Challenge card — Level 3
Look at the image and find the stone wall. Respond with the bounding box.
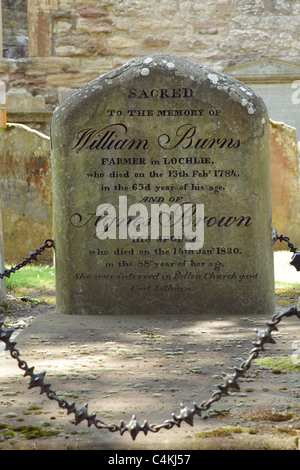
[0,0,299,135]
[50,0,300,67]
[2,0,28,58]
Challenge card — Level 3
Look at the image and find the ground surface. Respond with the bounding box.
[0,253,299,452]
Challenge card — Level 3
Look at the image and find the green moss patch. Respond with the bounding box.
[195,426,251,438]
[275,286,300,297]
[0,422,61,440]
[254,355,300,372]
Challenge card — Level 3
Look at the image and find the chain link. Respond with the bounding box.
[0,239,54,279]
[275,233,297,253]
[0,306,299,440]
[273,230,300,271]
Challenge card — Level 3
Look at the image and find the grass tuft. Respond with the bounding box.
[5,265,55,292]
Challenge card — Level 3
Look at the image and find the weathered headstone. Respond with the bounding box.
[270,120,300,250]
[0,123,52,264]
[50,54,275,316]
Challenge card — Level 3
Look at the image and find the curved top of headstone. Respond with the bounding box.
[51,54,267,138]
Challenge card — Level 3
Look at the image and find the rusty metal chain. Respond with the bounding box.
[273,230,300,271]
[0,306,299,440]
[0,239,54,280]
[275,234,297,253]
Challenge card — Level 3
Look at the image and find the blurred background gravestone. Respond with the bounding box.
[0,123,53,264]
[270,120,300,250]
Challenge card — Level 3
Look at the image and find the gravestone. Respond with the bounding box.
[50,54,275,316]
[0,123,52,264]
[270,120,300,250]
